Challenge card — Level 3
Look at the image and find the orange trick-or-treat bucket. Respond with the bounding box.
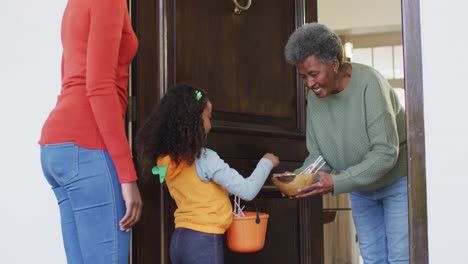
[226,211,269,253]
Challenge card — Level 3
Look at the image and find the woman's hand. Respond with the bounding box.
[263,153,280,167]
[119,181,143,231]
[295,171,334,198]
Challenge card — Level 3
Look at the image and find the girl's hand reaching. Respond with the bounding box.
[263,153,280,167]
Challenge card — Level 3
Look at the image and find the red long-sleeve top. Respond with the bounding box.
[39,0,138,183]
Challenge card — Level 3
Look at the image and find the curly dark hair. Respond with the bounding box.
[284,22,343,66]
[135,84,209,177]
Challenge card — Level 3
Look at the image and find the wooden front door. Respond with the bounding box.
[131,0,323,263]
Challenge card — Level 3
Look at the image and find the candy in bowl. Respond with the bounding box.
[271,172,319,197]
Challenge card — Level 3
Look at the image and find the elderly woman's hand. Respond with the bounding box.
[294,171,334,198]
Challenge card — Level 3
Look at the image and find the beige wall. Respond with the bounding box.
[343,32,402,48]
[318,0,402,33]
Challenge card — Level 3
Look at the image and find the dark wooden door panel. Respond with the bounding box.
[175,0,301,135]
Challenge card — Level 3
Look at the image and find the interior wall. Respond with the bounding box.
[344,32,402,48]
[0,0,67,263]
[420,0,468,262]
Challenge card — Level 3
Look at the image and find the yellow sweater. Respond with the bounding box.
[158,156,233,234]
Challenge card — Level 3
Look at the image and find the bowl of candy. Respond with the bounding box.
[271,156,326,197]
[271,172,318,196]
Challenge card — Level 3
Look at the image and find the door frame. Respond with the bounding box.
[401,0,429,263]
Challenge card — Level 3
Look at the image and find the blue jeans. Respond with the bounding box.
[170,228,224,264]
[350,176,409,264]
[40,142,130,264]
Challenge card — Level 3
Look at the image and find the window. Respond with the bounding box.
[351,45,405,107]
[352,45,404,80]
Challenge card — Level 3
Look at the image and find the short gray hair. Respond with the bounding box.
[284,23,343,66]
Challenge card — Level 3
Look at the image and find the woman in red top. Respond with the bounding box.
[39,0,142,262]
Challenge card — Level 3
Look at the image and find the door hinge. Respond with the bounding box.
[127,96,137,123]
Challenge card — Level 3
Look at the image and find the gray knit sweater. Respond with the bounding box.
[294,62,407,195]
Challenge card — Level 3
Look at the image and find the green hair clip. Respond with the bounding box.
[152,165,168,183]
[195,90,203,101]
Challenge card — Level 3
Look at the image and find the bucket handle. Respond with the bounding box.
[255,201,260,224]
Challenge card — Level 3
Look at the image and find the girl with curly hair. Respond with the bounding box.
[136,84,279,264]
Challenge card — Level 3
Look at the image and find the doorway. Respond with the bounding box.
[128,0,428,263]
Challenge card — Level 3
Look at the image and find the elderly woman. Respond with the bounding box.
[284,23,409,264]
